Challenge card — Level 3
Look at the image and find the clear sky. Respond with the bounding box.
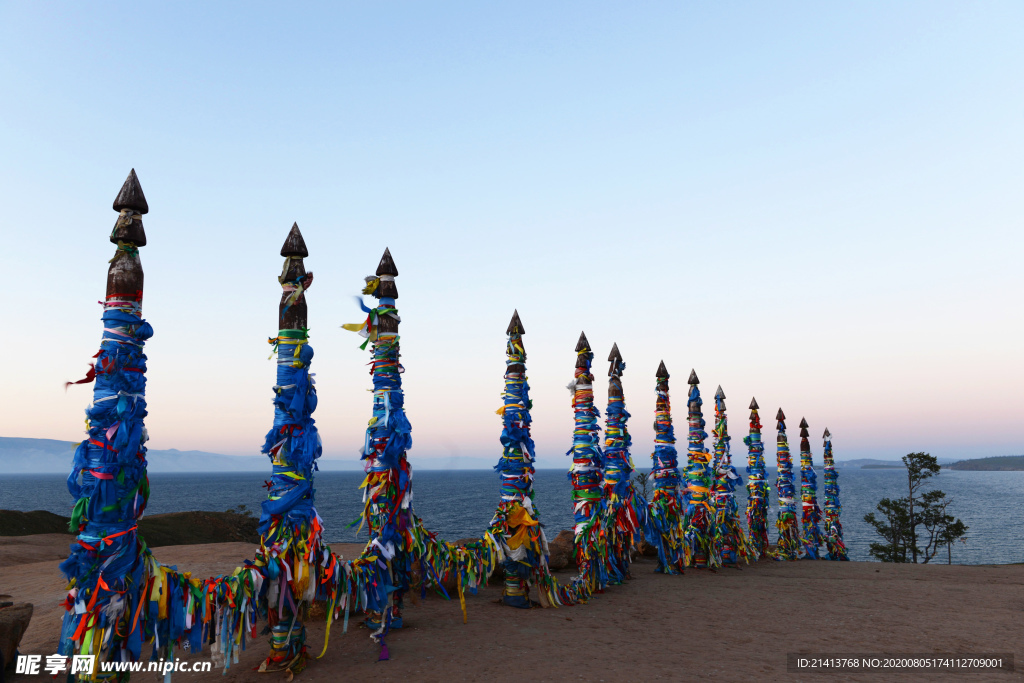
[1,2,1021,468]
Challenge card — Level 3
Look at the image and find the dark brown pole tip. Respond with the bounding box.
[656,360,669,379]
[776,408,786,421]
[823,428,831,439]
[376,247,399,276]
[749,397,759,410]
[112,168,149,215]
[280,222,309,257]
[607,343,622,362]
[687,369,699,385]
[507,309,525,335]
[575,331,590,353]
[715,385,725,400]
[799,417,809,429]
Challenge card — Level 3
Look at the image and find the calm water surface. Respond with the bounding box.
[4,467,1021,565]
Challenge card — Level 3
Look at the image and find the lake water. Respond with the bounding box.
[4,467,1022,565]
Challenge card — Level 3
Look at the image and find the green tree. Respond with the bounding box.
[863,452,968,564]
[632,471,650,500]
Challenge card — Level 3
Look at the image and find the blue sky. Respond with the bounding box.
[1,2,1022,467]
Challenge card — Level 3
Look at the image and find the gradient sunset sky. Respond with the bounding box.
[2,2,1021,468]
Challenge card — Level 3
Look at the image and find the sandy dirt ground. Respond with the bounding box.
[2,536,1022,682]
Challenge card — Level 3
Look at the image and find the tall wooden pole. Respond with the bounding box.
[60,170,155,667]
[567,332,608,591]
[601,343,643,583]
[711,386,750,566]
[773,409,800,560]
[744,397,770,558]
[349,248,415,644]
[683,370,717,567]
[256,223,321,674]
[492,310,551,607]
[822,428,849,560]
[799,417,823,559]
[648,361,687,573]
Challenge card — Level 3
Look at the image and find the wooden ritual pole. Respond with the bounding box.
[799,417,823,559]
[773,409,800,560]
[683,370,717,567]
[491,310,550,607]
[648,361,687,573]
[60,170,156,667]
[744,398,770,559]
[350,248,415,644]
[711,386,750,566]
[256,222,322,674]
[601,343,642,584]
[567,332,608,590]
[822,428,849,560]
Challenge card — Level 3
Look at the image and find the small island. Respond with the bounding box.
[948,455,1024,471]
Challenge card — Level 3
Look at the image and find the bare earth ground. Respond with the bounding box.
[3,535,1022,682]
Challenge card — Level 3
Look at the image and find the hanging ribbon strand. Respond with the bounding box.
[743,398,770,559]
[822,428,849,560]
[711,387,751,566]
[773,409,800,560]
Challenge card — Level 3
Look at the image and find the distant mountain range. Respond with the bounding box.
[948,455,1024,471]
[0,437,494,473]
[0,437,356,473]
[3,437,984,474]
[837,458,957,469]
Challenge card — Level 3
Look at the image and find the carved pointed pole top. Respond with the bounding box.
[280,222,308,257]
[109,169,148,247]
[656,360,669,379]
[688,369,699,385]
[607,343,624,378]
[507,309,525,335]
[112,168,149,215]
[715,385,725,400]
[749,397,759,410]
[823,428,831,439]
[377,247,398,276]
[374,248,399,301]
[776,408,786,422]
[575,331,591,353]
[799,417,809,429]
